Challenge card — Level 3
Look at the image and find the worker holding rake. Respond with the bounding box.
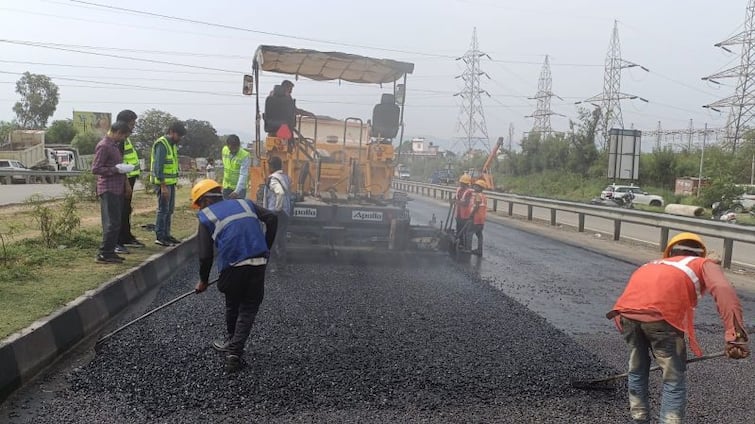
[607,232,749,423]
[191,179,278,372]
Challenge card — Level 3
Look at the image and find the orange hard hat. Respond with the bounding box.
[473,179,489,190]
[663,232,707,258]
[459,174,472,185]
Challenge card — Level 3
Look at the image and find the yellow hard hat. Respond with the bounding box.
[473,179,488,190]
[190,179,222,209]
[663,232,707,258]
[459,174,472,184]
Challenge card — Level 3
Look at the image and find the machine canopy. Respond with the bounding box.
[253,45,414,84]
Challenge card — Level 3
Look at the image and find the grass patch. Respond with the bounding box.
[0,186,197,339]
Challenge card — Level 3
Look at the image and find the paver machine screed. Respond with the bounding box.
[246,45,446,258]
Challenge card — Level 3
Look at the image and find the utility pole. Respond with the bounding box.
[698,123,708,198]
[577,20,649,146]
[703,0,755,152]
[526,55,564,136]
[455,27,491,153]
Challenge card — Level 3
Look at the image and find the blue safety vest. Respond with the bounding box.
[197,199,269,272]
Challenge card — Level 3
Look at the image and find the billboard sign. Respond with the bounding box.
[73,111,112,136]
[607,128,641,181]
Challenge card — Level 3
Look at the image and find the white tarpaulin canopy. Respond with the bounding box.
[253,45,414,84]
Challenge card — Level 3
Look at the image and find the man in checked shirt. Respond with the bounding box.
[91,121,134,264]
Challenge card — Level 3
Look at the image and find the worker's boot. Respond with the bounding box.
[225,354,247,373]
[212,335,232,352]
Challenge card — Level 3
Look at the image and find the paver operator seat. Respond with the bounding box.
[371,93,400,142]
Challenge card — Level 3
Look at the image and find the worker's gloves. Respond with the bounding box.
[115,163,135,174]
[725,340,750,359]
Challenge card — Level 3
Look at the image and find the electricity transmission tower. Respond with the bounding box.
[526,55,564,136]
[455,27,491,153]
[702,0,755,152]
[577,20,648,144]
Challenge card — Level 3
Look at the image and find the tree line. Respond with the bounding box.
[1,72,228,160]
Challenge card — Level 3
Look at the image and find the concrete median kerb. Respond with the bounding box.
[0,236,198,404]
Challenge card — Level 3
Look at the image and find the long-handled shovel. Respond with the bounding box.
[94,280,217,350]
[570,351,726,390]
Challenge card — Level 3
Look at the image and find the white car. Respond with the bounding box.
[0,159,31,184]
[600,184,665,207]
[731,185,755,212]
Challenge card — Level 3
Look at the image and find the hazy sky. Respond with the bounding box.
[0,0,747,151]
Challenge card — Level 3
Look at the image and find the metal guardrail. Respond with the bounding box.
[0,169,82,184]
[393,180,755,269]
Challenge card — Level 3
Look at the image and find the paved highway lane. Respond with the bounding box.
[0,184,70,206]
[1,197,753,423]
[502,202,755,269]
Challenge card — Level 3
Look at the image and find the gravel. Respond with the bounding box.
[4,258,631,423]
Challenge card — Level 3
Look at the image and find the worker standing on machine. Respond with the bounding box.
[455,174,474,250]
[468,180,488,256]
[191,179,278,373]
[606,232,749,423]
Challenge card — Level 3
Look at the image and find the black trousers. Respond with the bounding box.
[118,177,137,244]
[272,212,289,263]
[218,264,266,356]
[99,191,123,255]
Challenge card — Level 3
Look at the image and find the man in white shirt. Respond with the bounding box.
[264,156,292,264]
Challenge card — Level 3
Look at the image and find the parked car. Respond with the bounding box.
[600,184,664,207]
[0,159,31,184]
[729,184,755,212]
[428,169,456,185]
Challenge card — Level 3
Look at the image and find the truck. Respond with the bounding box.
[247,45,447,257]
[0,130,56,170]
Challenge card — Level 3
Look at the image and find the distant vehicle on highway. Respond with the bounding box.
[600,184,664,207]
[428,169,456,184]
[0,159,31,184]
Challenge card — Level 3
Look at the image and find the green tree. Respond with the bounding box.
[12,72,60,128]
[132,109,178,155]
[71,131,100,155]
[181,119,221,158]
[566,107,600,176]
[0,121,18,144]
[45,119,77,144]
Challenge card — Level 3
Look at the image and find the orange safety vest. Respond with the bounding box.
[611,256,709,356]
[455,187,474,219]
[472,192,487,225]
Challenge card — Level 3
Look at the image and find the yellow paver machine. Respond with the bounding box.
[246,45,448,257]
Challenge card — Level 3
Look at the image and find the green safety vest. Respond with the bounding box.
[123,137,141,177]
[150,136,179,185]
[221,145,250,190]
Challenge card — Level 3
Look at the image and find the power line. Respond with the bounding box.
[67,0,456,59]
[0,39,242,74]
[0,70,241,97]
[0,59,226,75]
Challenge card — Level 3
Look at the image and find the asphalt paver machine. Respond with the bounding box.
[246,45,447,258]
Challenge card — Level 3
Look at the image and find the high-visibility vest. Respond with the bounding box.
[472,192,487,225]
[611,256,709,356]
[198,199,269,272]
[221,145,250,190]
[455,187,474,219]
[122,137,141,177]
[150,136,178,185]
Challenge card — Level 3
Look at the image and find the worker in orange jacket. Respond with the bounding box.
[606,232,749,423]
[454,174,474,249]
[468,179,488,256]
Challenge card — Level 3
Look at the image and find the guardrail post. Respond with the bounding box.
[492,199,498,212]
[578,213,585,232]
[527,205,533,221]
[660,227,669,253]
[550,209,557,226]
[722,238,734,269]
[433,188,437,198]
[508,202,514,216]
[613,220,621,241]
